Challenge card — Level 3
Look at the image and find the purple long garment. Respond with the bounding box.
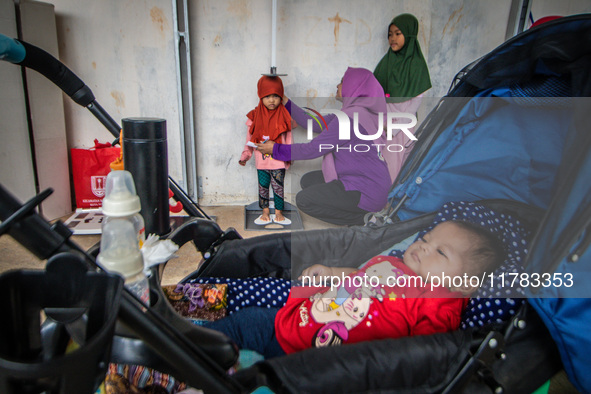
[273,100,391,212]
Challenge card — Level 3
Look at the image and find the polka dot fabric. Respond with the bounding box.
[187,276,291,314]
[389,201,531,329]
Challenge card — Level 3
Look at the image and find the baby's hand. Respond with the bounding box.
[299,264,334,282]
[238,160,246,166]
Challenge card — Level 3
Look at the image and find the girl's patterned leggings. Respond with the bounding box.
[257,169,285,211]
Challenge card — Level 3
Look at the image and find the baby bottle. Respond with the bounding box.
[101,170,146,248]
[97,217,150,305]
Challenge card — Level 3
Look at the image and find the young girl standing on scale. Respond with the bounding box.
[239,75,293,225]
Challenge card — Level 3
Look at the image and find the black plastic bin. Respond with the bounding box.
[0,253,123,394]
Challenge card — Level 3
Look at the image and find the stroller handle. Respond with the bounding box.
[0,34,25,63]
[0,33,96,108]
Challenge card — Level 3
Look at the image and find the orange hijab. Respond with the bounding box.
[247,76,292,143]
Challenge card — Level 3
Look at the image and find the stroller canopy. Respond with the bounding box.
[388,14,591,222]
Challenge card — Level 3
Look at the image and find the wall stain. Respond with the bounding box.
[150,7,169,34]
[202,0,210,16]
[92,61,96,70]
[279,6,287,25]
[355,18,371,46]
[110,90,125,108]
[328,12,352,47]
[443,6,464,36]
[213,34,222,47]
[304,16,323,47]
[227,0,251,24]
[306,89,318,108]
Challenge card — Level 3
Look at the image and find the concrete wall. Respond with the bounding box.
[531,0,591,19]
[19,1,72,220]
[52,0,183,183]
[42,0,591,208]
[1,0,37,202]
[191,0,513,205]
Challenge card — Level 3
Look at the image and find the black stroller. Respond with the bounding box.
[1,13,591,394]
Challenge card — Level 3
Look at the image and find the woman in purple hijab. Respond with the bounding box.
[256,67,391,225]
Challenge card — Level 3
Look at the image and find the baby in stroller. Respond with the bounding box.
[169,200,536,392]
[196,214,504,359]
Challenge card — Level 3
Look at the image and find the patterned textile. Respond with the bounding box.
[257,169,285,210]
[101,363,186,393]
[188,276,291,314]
[162,283,228,322]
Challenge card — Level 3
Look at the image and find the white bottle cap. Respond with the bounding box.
[102,170,141,217]
[97,218,144,278]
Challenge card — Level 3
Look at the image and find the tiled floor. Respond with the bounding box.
[0,205,338,285]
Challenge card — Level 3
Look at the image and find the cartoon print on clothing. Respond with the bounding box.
[309,257,407,348]
[276,255,465,354]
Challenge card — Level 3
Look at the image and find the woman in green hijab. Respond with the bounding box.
[374,13,432,102]
[374,13,432,183]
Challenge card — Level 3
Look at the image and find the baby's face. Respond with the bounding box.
[403,222,472,284]
[262,94,281,110]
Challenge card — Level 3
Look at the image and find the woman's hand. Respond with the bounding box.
[256,140,275,155]
[282,95,289,105]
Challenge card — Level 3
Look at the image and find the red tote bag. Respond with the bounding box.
[71,139,121,209]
